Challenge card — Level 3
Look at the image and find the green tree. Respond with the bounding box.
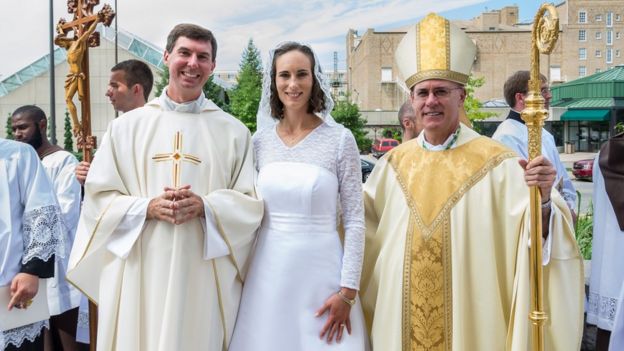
[154,66,169,98]
[154,66,229,111]
[203,75,229,112]
[332,97,371,152]
[229,39,263,132]
[63,110,74,152]
[464,75,496,133]
[5,113,13,139]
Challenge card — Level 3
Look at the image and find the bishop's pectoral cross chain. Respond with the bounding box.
[152,131,201,188]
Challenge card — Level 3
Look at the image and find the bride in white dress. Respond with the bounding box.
[229,42,369,351]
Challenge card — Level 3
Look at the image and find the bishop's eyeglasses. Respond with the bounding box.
[412,87,463,101]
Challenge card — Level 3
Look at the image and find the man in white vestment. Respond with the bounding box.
[493,70,577,222]
[67,23,264,351]
[0,138,64,351]
[360,13,584,351]
[75,59,153,186]
[12,105,82,351]
[588,132,624,351]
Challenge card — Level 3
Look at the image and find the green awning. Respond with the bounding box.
[560,109,610,121]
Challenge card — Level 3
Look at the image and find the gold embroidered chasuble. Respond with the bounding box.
[361,125,584,351]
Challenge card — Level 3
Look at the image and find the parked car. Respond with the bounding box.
[361,158,375,182]
[371,138,399,158]
[572,159,594,181]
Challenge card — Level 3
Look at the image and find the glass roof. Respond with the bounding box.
[0,24,168,98]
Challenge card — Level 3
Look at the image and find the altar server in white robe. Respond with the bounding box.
[67,23,263,351]
[493,70,577,220]
[1,138,64,351]
[588,132,624,351]
[361,13,583,351]
[12,105,83,351]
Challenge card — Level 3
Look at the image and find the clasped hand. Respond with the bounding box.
[146,185,205,225]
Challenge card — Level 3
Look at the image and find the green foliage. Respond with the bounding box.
[382,127,402,142]
[575,202,593,260]
[615,121,624,134]
[5,113,13,139]
[154,66,169,98]
[63,110,74,152]
[229,39,263,133]
[203,75,229,112]
[464,75,496,127]
[73,150,84,162]
[332,97,371,152]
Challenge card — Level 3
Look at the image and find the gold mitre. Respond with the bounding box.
[395,13,477,89]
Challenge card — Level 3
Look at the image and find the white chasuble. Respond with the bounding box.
[67,98,263,351]
[361,127,583,351]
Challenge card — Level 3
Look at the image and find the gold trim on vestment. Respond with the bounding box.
[417,14,450,74]
[212,260,228,351]
[206,202,243,281]
[66,195,121,304]
[388,137,515,350]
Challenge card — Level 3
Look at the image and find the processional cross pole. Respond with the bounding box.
[55,2,115,350]
[520,3,559,351]
[55,0,115,163]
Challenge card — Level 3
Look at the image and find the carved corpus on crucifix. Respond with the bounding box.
[55,0,115,162]
[152,132,202,188]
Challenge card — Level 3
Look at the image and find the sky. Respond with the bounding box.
[0,0,551,78]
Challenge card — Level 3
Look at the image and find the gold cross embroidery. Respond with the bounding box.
[152,131,201,188]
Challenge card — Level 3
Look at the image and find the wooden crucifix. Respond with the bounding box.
[55,0,115,163]
[55,2,114,350]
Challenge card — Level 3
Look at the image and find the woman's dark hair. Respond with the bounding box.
[270,42,326,119]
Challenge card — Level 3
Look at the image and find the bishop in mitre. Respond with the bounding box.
[67,24,263,350]
[360,13,584,350]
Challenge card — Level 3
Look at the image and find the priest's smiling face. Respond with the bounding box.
[410,79,466,145]
[164,36,216,102]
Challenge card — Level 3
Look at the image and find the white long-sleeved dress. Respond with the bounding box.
[230,122,369,350]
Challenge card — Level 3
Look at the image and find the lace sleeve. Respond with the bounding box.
[1,321,48,350]
[21,205,65,265]
[336,129,365,289]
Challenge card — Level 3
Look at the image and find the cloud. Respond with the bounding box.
[0,0,485,77]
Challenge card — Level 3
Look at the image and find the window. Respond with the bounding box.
[617,14,621,21]
[550,66,561,81]
[617,32,621,39]
[607,30,613,45]
[607,48,613,63]
[381,67,392,82]
[617,50,621,58]
[579,66,587,77]
[596,49,602,57]
[596,68,602,73]
[579,29,587,41]
[607,12,613,27]
[596,14,603,21]
[579,48,587,60]
[578,11,587,23]
[596,31,602,40]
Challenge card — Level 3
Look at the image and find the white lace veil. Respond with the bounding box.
[256,42,336,131]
